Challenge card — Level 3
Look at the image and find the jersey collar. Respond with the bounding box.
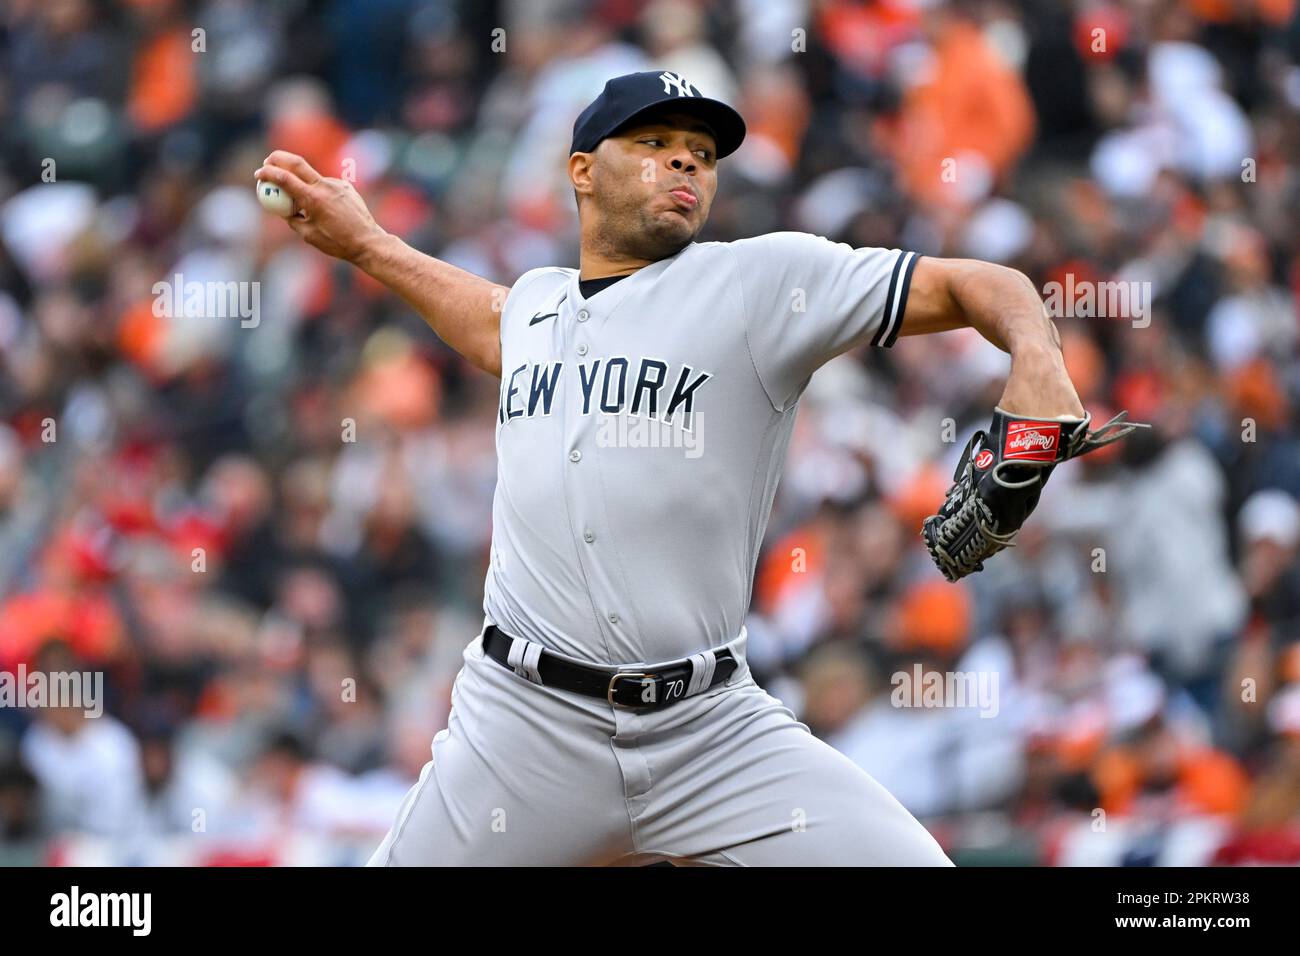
[566,244,694,321]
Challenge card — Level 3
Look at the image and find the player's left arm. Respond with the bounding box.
[896,257,1084,419]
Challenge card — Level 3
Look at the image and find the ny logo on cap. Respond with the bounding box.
[659,71,698,97]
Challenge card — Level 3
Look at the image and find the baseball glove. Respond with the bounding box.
[921,408,1148,582]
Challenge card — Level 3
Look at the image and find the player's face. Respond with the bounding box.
[586,114,718,260]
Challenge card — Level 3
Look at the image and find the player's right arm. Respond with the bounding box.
[255,151,506,378]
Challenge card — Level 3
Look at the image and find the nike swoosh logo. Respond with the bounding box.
[529,312,559,326]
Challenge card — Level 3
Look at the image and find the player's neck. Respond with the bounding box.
[578,247,652,282]
[578,220,671,280]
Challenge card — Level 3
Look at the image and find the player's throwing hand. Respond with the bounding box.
[254,151,387,265]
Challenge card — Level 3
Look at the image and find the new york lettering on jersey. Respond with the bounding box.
[498,357,712,428]
[482,237,917,665]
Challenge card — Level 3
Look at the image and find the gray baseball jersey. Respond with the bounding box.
[368,233,947,867]
[483,232,919,664]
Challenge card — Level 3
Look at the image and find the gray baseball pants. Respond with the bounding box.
[368,626,953,866]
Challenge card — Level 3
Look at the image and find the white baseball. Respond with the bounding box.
[256,180,295,218]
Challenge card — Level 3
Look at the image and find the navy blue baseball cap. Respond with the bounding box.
[570,71,746,159]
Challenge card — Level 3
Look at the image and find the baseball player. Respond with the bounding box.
[254,71,1135,866]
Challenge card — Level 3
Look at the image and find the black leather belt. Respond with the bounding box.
[482,625,738,711]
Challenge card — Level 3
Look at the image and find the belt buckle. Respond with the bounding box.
[607,672,654,709]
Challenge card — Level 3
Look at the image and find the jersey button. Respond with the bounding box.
[576,343,588,356]
[577,309,590,322]
[607,613,619,625]
[583,530,595,543]
[568,449,581,462]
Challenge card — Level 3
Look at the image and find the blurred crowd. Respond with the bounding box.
[1,0,1298,866]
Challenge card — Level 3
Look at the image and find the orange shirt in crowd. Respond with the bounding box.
[1185,0,1295,24]
[895,21,1036,208]
[1093,745,1250,817]
[128,28,198,132]
[756,524,827,615]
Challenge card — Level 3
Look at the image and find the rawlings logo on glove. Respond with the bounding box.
[1004,421,1060,461]
[921,408,1149,582]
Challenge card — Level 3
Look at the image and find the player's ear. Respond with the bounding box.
[569,151,596,198]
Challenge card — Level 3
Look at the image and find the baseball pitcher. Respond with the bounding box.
[255,71,1142,866]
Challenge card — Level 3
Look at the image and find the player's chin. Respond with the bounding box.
[649,208,700,245]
